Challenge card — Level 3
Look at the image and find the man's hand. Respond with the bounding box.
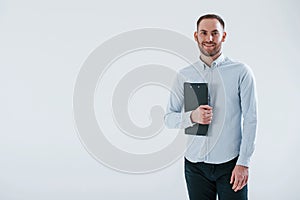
[190,105,213,124]
[230,165,249,192]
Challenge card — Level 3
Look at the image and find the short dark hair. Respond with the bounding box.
[196,14,225,30]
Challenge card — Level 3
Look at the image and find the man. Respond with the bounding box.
[164,14,257,200]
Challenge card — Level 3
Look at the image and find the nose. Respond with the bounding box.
[206,34,213,42]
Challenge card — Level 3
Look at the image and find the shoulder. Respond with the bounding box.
[222,57,254,76]
[174,61,201,81]
[178,62,199,75]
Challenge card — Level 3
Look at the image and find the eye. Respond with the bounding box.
[200,31,207,36]
[212,31,219,36]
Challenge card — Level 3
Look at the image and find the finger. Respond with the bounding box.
[204,116,213,122]
[205,110,211,114]
[234,180,244,192]
[234,179,244,192]
[205,113,212,118]
[203,116,213,123]
[245,175,248,185]
[241,176,248,188]
[206,111,212,115]
[232,178,239,190]
[203,112,212,117]
[232,182,238,191]
[235,175,249,192]
[203,119,212,124]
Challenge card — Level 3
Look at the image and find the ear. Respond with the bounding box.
[222,31,227,42]
[194,31,198,42]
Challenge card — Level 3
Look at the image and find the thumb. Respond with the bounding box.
[199,105,212,110]
[230,171,234,184]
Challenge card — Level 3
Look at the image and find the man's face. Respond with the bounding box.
[194,18,226,58]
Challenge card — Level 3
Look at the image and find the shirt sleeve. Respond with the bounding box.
[236,65,258,167]
[164,72,195,129]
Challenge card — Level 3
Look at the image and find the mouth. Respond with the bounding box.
[203,43,215,48]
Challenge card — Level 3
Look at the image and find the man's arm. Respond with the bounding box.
[164,73,213,129]
[237,65,258,167]
[231,65,258,192]
[164,73,195,129]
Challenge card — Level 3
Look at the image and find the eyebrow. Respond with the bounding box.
[199,29,219,32]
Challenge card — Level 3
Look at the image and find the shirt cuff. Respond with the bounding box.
[236,155,250,167]
[181,111,196,129]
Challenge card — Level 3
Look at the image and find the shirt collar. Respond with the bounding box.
[199,53,226,70]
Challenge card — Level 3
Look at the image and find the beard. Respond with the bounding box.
[198,42,222,57]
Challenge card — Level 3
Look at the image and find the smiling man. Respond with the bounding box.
[164,14,258,200]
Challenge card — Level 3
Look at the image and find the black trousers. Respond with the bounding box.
[184,157,247,200]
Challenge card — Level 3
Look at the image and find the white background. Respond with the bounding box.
[1,0,300,199]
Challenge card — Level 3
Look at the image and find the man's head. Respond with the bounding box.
[194,14,227,59]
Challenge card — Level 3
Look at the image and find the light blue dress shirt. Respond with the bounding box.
[164,54,257,167]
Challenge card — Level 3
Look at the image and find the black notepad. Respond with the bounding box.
[184,82,209,136]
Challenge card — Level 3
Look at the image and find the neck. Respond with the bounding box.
[200,52,222,67]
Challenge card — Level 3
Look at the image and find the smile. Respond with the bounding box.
[203,43,215,47]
